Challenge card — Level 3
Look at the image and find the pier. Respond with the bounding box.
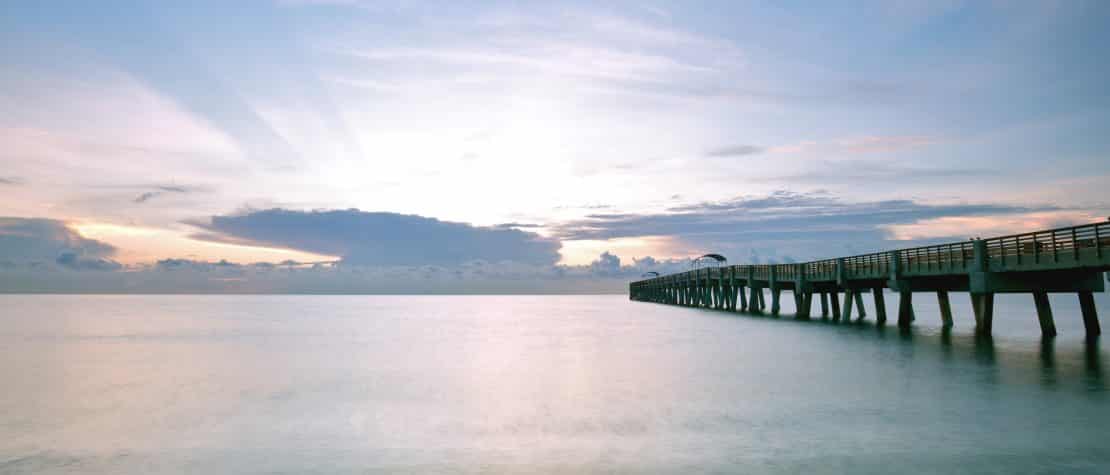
[629,221,1110,338]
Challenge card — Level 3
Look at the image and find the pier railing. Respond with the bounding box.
[629,221,1108,338]
[632,221,1110,286]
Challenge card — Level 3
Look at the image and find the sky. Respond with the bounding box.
[1,0,1108,293]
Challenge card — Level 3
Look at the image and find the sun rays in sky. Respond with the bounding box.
[1,1,1108,291]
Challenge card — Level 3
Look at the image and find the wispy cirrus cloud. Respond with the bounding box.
[769,135,939,155]
[703,145,765,158]
[133,185,205,204]
[756,160,991,185]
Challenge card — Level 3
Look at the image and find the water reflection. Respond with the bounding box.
[712,298,1108,395]
[1040,338,1058,389]
[1085,340,1104,392]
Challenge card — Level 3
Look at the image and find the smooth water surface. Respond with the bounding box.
[1,294,1108,474]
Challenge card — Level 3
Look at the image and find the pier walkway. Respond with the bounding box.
[629,221,1110,337]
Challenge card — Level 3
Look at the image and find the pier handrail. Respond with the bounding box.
[631,220,1110,286]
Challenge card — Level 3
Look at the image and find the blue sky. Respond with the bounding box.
[0,0,1107,292]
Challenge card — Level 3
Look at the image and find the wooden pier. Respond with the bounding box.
[629,221,1110,337]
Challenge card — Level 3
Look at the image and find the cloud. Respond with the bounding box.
[0,217,120,270]
[0,249,676,294]
[589,251,622,276]
[494,222,544,229]
[188,208,562,266]
[133,185,197,203]
[0,177,24,185]
[55,251,122,271]
[769,136,938,155]
[756,160,990,184]
[704,145,765,158]
[550,190,1061,261]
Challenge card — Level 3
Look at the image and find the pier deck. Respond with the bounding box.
[629,221,1110,337]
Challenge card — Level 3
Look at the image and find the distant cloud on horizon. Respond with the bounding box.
[0,215,694,293]
[188,208,563,266]
[551,190,1078,262]
[0,217,120,271]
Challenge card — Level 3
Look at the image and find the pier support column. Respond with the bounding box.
[842,290,854,322]
[708,281,714,308]
[854,291,866,321]
[717,279,726,309]
[830,292,841,322]
[719,283,727,309]
[1079,291,1101,338]
[702,281,709,307]
[897,291,914,328]
[799,292,813,320]
[738,284,748,311]
[749,285,761,313]
[937,291,954,329]
[971,293,995,335]
[820,293,829,319]
[727,270,738,311]
[713,280,720,309]
[1033,291,1056,338]
[771,289,781,316]
[698,278,706,307]
[873,289,887,325]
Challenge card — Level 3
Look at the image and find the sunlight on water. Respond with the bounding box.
[1,294,1108,473]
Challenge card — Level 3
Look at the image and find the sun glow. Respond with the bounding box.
[882,211,1103,241]
[72,222,337,265]
[558,235,685,266]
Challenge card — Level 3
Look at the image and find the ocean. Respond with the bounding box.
[1,293,1108,474]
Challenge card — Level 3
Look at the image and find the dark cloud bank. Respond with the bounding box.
[551,190,1061,263]
[189,208,562,266]
[0,218,121,271]
[0,192,1081,293]
[0,214,683,294]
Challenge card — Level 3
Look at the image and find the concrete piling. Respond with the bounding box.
[1033,291,1056,337]
[937,291,953,329]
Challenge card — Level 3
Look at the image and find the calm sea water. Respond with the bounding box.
[1,293,1108,474]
